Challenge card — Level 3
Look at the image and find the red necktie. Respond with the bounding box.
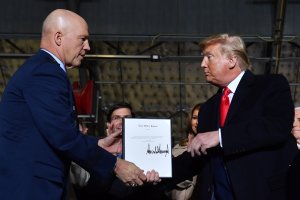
[220,87,231,127]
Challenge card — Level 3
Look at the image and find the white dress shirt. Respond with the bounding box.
[219,71,245,147]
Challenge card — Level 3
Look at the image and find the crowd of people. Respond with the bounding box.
[71,102,166,200]
[0,8,299,200]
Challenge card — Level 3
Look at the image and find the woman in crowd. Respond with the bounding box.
[166,103,202,200]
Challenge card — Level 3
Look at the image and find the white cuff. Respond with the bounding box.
[219,128,223,147]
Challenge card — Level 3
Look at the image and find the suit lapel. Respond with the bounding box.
[225,70,255,126]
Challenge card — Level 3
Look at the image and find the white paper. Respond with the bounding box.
[123,118,172,177]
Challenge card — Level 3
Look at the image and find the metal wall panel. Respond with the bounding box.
[0,0,285,39]
[0,0,65,36]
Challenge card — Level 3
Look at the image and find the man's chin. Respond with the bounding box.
[66,66,75,69]
[66,63,81,69]
[206,79,214,84]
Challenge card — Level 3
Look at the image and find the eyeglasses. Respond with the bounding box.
[111,115,132,121]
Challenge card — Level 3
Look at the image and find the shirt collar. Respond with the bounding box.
[227,71,245,94]
[41,49,66,72]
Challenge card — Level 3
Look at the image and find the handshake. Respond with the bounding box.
[98,128,161,187]
[114,157,161,187]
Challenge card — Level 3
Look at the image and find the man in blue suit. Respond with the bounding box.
[0,9,158,200]
[166,34,298,200]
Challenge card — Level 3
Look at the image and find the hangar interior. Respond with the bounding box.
[1,0,300,144]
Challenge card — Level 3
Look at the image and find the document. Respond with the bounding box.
[122,118,172,177]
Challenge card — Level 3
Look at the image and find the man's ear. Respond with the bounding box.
[228,55,237,69]
[54,32,62,46]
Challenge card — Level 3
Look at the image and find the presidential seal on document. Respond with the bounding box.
[122,118,172,178]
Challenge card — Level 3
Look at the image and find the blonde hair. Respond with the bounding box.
[200,33,251,70]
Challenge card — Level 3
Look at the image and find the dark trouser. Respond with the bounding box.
[288,150,300,200]
[211,149,234,200]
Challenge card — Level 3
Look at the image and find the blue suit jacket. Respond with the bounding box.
[0,50,116,200]
[170,70,298,200]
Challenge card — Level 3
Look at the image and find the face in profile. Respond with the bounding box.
[292,108,300,134]
[292,108,300,148]
[63,20,90,68]
[293,108,300,129]
[201,44,228,85]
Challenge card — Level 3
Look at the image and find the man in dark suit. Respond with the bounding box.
[0,9,158,200]
[288,107,300,199]
[169,34,298,200]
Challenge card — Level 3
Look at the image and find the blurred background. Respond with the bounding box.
[1,0,300,144]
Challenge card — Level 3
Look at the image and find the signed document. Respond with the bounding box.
[123,118,172,177]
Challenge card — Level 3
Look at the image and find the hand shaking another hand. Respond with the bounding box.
[98,122,161,187]
[114,158,161,187]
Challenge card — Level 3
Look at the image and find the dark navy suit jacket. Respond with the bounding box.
[0,50,116,200]
[170,70,298,200]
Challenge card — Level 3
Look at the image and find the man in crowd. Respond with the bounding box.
[288,106,300,199]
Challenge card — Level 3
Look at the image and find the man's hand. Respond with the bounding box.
[187,130,219,157]
[79,123,88,135]
[106,121,122,136]
[145,169,161,185]
[114,158,146,186]
[98,126,122,151]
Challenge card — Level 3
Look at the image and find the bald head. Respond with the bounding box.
[40,9,90,68]
[42,9,85,39]
[41,9,86,47]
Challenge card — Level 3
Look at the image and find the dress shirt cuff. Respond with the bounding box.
[219,128,223,147]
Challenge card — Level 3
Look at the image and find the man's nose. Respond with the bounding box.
[84,40,91,51]
[200,58,207,68]
[294,119,299,127]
